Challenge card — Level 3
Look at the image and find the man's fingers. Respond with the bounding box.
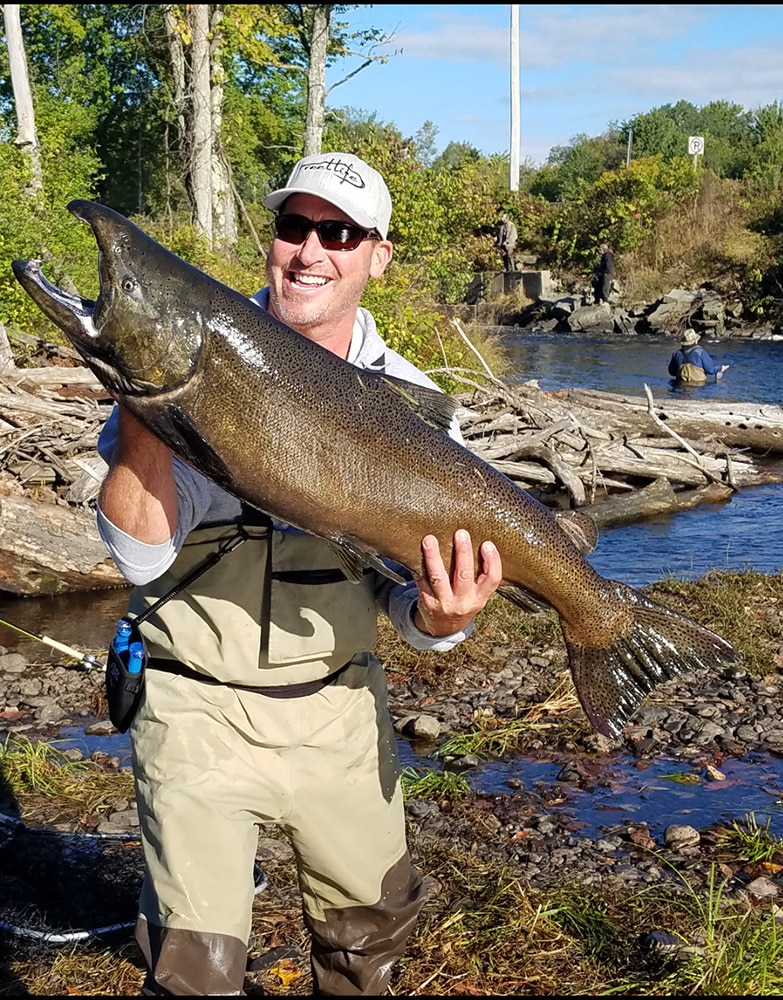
[420,534,447,594]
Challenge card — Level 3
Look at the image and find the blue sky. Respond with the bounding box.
[326,5,783,166]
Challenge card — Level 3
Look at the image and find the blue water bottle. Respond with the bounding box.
[128,640,144,675]
[113,618,133,659]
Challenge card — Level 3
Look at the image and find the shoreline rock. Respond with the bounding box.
[491,282,778,341]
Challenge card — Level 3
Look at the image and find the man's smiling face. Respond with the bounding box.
[265,193,392,353]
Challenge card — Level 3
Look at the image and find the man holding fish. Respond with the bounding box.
[12,149,740,996]
[95,153,503,996]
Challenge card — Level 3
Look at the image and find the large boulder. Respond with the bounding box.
[567,302,613,332]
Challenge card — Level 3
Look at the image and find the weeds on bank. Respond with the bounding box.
[376,590,563,689]
[390,842,783,996]
[401,767,471,800]
[623,854,783,997]
[5,947,145,998]
[648,569,783,677]
[712,812,783,866]
[0,733,133,826]
[433,677,584,761]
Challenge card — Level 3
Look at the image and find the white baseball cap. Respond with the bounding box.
[264,153,392,239]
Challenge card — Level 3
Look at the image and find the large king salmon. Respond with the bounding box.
[12,200,740,737]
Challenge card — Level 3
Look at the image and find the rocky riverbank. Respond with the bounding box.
[481,279,778,342]
[2,569,782,881]
[2,573,782,994]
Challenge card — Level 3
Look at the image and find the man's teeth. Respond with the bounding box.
[294,274,328,286]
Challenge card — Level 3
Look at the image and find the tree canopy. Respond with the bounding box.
[4,4,783,362]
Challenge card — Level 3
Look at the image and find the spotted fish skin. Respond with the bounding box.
[11,200,741,738]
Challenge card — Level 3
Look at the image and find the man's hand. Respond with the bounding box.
[413,529,503,637]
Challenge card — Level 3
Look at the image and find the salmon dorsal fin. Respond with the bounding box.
[553,509,599,555]
[375,373,459,433]
[328,536,408,586]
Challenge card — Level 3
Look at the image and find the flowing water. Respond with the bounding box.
[2,328,783,837]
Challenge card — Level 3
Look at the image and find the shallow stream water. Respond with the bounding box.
[2,328,783,838]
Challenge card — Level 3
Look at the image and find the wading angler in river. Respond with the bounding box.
[12,152,739,995]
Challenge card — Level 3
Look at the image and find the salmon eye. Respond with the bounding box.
[121,275,136,293]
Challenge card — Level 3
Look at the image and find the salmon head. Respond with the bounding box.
[11,199,213,399]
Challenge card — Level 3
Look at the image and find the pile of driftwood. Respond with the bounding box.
[0,335,120,595]
[456,381,783,529]
[2,342,783,595]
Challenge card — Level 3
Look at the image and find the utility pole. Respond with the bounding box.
[509,4,520,191]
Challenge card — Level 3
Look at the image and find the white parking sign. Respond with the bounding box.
[688,136,705,155]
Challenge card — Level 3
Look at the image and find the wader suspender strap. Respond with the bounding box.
[133,506,271,629]
[106,519,263,735]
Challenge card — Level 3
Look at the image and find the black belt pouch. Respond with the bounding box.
[106,617,148,733]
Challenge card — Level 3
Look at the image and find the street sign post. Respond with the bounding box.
[688,135,705,169]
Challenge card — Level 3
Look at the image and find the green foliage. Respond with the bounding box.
[327,111,503,307]
[9,5,783,330]
[0,93,102,338]
[126,214,266,299]
[624,99,755,178]
[545,155,700,271]
[532,129,627,201]
[714,813,783,865]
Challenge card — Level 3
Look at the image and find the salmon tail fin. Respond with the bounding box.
[563,584,740,739]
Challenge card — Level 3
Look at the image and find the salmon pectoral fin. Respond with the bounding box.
[553,509,599,555]
[328,537,408,586]
[563,589,741,739]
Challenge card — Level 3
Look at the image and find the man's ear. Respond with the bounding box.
[369,239,393,278]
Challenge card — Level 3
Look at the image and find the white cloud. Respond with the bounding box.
[386,5,710,69]
[392,12,509,64]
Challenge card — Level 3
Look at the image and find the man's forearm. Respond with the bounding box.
[98,408,178,544]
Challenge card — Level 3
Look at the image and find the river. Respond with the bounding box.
[499,329,783,587]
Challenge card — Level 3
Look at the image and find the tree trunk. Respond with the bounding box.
[0,322,15,373]
[3,4,42,197]
[302,4,331,157]
[163,4,189,212]
[189,3,213,245]
[209,4,237,249]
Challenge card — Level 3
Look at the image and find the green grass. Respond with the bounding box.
[713,812,783,866]
[0,733,134,826]
[400,766,471,800]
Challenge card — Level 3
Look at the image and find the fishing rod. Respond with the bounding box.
[0,615,103,672]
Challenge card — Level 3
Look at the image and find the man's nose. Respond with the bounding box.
[295,228,325,264]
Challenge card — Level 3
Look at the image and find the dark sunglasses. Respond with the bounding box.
[273,213,380,251]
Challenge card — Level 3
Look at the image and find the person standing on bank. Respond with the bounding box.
[668,328,730,383]
[592,242,614,303]
[95,152,504,997]
[495,211,518,272]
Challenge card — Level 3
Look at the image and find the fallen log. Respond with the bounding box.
[583,477,734,530]
[0,494,125,595]
[551,387,783,454]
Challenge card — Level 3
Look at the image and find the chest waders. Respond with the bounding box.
[125,510,426,996]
